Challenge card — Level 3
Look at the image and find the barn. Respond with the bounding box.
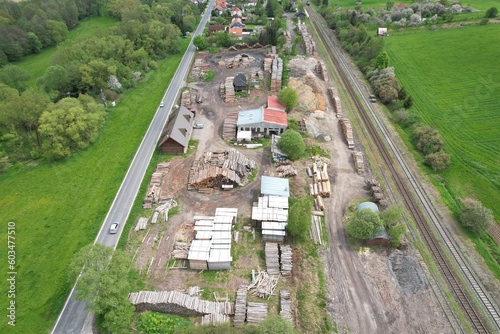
[237,107,287,139]
[158,106,194,154]
[233,73,247,91]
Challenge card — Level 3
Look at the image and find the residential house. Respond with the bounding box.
[209,25,226,33]
[237,106,287,138]
[158,106,194,154]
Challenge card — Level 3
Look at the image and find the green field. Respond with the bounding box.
[15,16,118,87]
[330,0,499,11]
[384,24,500,220]
[0,38,190,333]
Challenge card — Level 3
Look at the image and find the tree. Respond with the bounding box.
[387,223,407,247]
[286,198,312,241]
[403,95,413,108]
[413,125,445,155]
[424,150,450,171]
[278,87,298,113]
[374,51,389,70]
[0,64,30,92]
[380,205,403,226]
[485,7,498,18]
[346,209,384,240]
[79,59,117,92]
[37,65,71,94]
[193,35,208,50]
[386,2,394,11]
[460,198,494,234]
[70,244,134,330]
[277,129,305,161]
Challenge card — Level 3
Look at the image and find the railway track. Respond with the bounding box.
[306,7,500,334]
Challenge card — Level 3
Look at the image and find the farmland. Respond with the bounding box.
[0,38,190,334]
[384,24,500,220]
[331,0,499,11]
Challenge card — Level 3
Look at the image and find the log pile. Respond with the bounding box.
[172,242,190,260]
[276,164,297,177]
[220,76,235,103]
[191,55,210,78]
[129,290,234,316]
[352,151,364,174]
[283,30,292,45]
[187,149,256,190]
[246,302,268,324]
[365,178,387,207]
[316,60,328,81]
[308,162,331,198]
[328,87,343,118]
[265,242,280,276]
[154,198,177,223]
[280,244,293,276]
[340,118,355,149]
[297,23,317,55]
[134,217,149,232]
[222,112,238,140]
[248,270,279,299]
[279,290,292,323]
[233,285,247,326]
[181,90,197,110]
[143,162,170,208]
[218,54,256,69]
[202,313,230,325]
[270,56,283,92]
[310,215,323,245]
[186,286,202,296]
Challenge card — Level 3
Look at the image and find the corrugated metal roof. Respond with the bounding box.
[215,208,238,217]
[263,108,288,126]
[196,231,212,240]
[188,250,210,261]
[208,249,232,263]
[261,176,290,197]
[213,216,234,224]
[195,219,214,227]
[267,95,286,112]
[213,223,232,231]
[237,107,264,126]
[263,195,289,209]
[194,226,213,231]
[251,207,288,222]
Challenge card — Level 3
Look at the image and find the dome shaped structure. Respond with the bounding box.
[356,201,379,213]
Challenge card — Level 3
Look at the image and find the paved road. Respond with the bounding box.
[50,2,215,333]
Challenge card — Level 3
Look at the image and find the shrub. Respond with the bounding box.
[459,198,494,234]
[413,125,445,155]
[388,224,407,247]
[485,7,498,18]
[393,109,409,123]
[287,198,312,241]
[346,209,384,240]
[424,150,451,170]
[277,129,305,161]
[278,87,298,112]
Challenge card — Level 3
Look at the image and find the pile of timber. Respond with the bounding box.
[172,242,190,260]
[280,244,293,276]
[279,290,292,323]
[352,151,364,174]
[265,242,280,276]
[328,87,343,118]
[283,30,292,46]
[246,302,268,324]
[270,56,283,92]
[222,112,238,140]
[202,313,230,325]
[264,46,277,73]
[220,76,235,103]
[143,162,170,208]
[316,60,328,81]
[233,285,247,326]
[129,291,234,316]
[307,162,331,198]
[154,198,177,223]
[365,178,387,207]
[248,270,279,299]
[276,164,297,177]
[191,56,210,78]
[187,149,256,190]
[218,54,256,69]
[186,286,202,296]
[134,217,148,232]
[181,90,197,110]
[297,23,317,55]
[340,118,355,149]
[310,215,323,245]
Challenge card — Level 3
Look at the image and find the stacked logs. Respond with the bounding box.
[280,244,293,276]
[233,285,248,326]
[280,290,292,322]
[276,164,297,177]
[297,23,317,55]
[328,87,343,118]
[220,77,235,103]
[307,162,331,199]
[265,242,280,276]
[340,118,355,149]
[352,151,364,174]
[316,60,328,81]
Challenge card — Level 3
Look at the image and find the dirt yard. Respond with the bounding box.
[126,49,457,333]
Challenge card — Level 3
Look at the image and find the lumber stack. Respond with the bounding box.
[129,291,234,316]
[220,76,235,103]
[246,302,268,324]
[191,56,210,78]
[202,313,230,325]
[270,56,283,92]
[280,244,293,276]
[316,60,328,81]
[181,90,196,110]
[143,162,170,208]
[310,215,323,245]
[134,217,148,232]
[352,151,364,174]
[340,118,355,149]
[219,54,256,69]
[172,242,190,260]
[248,270,279,299]
[297,23,317,55]
[328,87,343,118]
[365,178,387,207]
[308,162,331,198]
[276,164,297,177]
[280,290,293,322]
[222,112,238,140]
[233,285,247,326]
[265,242,280,276]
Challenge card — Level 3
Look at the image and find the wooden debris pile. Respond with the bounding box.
[129,290,234,316]
[246,302,268,324]
[222,112,238,140]
[154,198,177,223]
[201,313,230,326]
[366,178,387,207]
[186,286,202,296]
[279,290,293,322]
[172,242,190,260]
[316,60,328,81]
[280,244,293,276]
[352,151,364,174]
[220,76,235,103]
[297,23,317,55]
[188,149,256,190]
[276,164,297,177]
[310,215,323,245]
[134,217,149,232]
[248,270,279,299]
[328,87,343,118]
[143,162,170,208]
[181,90,197,110]
[340,118,355,149]
[191,55,210,78]
[307,162,331,199]
[218,54,255,69]
[233,285,248,326]
[265,243,280,276]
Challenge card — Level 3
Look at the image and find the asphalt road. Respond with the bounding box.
[50,1,215,333]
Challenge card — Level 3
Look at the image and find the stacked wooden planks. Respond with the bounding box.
[308,162,331,199]
[222,112,238,140]
[129,291,234,316]
[201,313,230,325]
[310,215,323,245]
[248,270,280,299]
[143,162,170,208]
[219,54,256,69]
[340,118,355,149]
[172,242,190,260]
[328,87,343,118]
[276,164,297,177]
[233,285,248,326]
[181,90,196,110]
[220,76,235,103]
[352,151,364,174]
[316,60,328,81]
[246,302,268,324]
[297,23,317,55]
[366,178,386,206]
[270,56,283,92]
[280,244,293,276]
[279,290,293,323]
[265,242,280,276]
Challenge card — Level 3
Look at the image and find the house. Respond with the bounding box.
[229,27,243,36]
[158,106,194,154]
[231,6,243,17]
[377,27,388,36]
[209,25,226,33]
[295,11,307,19]
[214,0,227,14]
[237,107,287,138]
[267,95,286,112]
[230,17,244,28]
[233,73,247,91]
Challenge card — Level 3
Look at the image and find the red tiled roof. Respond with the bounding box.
[229,27,243,35]
[267,95,286,112]
[263,108,288,126]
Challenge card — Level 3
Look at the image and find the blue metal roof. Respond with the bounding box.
[261,176,290,197]
[237,107,264,126]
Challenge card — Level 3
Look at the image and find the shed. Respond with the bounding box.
[158,106,194,154]
[233,73,247,91]
[237,130,252,142]
[295,11,307,19]
[261,176,290,197]
[188,240,211,270]
[207,249,232,270]
[356,201,379,213]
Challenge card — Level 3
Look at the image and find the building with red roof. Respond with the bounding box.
[236,106,287,139]
[267,95,286,112]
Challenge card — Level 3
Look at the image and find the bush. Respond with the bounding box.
[277,129,305,161]
[388,224,407,247]
[278,87,298,112]
[485,7,498,18]
[287,198,312,241]
[413,125,445,155]
[424,150,450,170]
[346,209,384,240]
[459,198,494,234]
[480,18,489,25]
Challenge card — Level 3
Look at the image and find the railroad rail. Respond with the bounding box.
[306,7,500,334]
